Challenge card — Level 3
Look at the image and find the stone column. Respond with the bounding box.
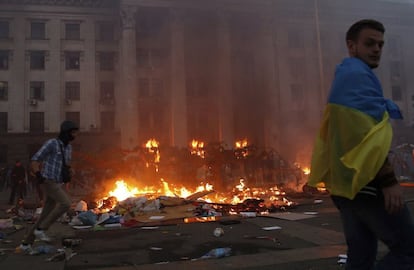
[217,11,234,149]
[258,15,280,151]
[169,9,188,148]
[119,4,138,150]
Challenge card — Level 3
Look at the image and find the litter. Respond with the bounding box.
[262,226,282,231]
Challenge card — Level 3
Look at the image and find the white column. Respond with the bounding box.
[217,11,234,149]
[258,15,280,150]
[119,4,138,150]
[169,9,188,148]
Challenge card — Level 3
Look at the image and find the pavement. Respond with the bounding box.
[1,184,414,270]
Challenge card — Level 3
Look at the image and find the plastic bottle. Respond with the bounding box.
[201,247,231,259]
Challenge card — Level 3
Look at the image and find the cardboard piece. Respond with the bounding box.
[261,212,316,221]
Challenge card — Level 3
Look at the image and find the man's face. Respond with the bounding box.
[347,28,384,69]
[70,130,79,141]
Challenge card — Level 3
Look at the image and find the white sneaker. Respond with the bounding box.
[34,229,52,242]
[15,243,33,254]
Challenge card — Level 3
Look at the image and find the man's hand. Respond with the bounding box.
[30,161,41,176]
[382,183,404,214]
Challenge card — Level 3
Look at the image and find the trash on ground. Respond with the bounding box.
[303,211,318,215]
[200,247,232,259]
[213,227,224,237]
[262,226,282,230]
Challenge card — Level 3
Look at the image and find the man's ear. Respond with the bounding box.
[346,39,356,56]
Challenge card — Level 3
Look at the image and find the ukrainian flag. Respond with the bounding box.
[308,57,402,199]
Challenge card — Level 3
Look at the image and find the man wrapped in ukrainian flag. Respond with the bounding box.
[308,19,414,269]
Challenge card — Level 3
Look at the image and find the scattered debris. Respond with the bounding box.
[262,226,282,231]
[213,227,224,237]
[199,247,232,259]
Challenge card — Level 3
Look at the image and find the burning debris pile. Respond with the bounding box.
[67,178,298,228]
[66,139,312,228]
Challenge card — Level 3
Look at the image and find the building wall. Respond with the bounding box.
[1,0,414,167]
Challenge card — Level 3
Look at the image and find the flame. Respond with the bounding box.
[235,139,248,149]
[107,179,214,203]
[235,139,249,158]
[302,167,311,175]
[144,138,160,171]
[108,180,140,201]
[190,139,205,158]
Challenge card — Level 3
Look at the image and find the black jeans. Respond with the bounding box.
[332,194,414,270]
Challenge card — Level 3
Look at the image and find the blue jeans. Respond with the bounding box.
[332,193,414,270]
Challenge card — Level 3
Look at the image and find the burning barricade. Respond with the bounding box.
[66,178,298,229]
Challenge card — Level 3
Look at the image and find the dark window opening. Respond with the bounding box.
[65,23,80,40]
[65,81,80,100]
[31,22,45,39]
[30,81,45,100]
[65,51,80,70]
[30,51,45,70]
[0,81,8,100]
[0,51,9,70]
[29,112,44,133]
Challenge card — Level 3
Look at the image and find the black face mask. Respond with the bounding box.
[58,129,75,145]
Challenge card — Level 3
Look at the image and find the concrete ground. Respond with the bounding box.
[1,184,414,270]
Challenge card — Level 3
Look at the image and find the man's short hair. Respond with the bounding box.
[346,19,385,42]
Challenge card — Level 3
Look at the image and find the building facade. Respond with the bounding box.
[0,0,413,166]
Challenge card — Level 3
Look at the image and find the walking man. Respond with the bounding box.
[309,19,414,269]
[18,120,78,252]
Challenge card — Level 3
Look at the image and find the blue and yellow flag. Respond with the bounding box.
[308,57,402,199]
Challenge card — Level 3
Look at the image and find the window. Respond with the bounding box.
[137,49,149,68]
[0,144,7,163]
[65,23,80,40]
[97,21,114,41]
[138,78,150,97]
[290,58,304,80]
[186,77,208,98]
[392,85,402,101]
[388,36,401,59]
[99,52,114,71]
[139,110,164,130]
[152,78,163,97]
[138,78,163,98]
[30,81,45,100]
[188,110,208,135]
[29,112,44,133]
[100,81,115,104]
[65,51,80,70]
[291,83,304,101]
[139,110,150,129]
[30,21,45,39]
[0,81,8,100]
[137,48,165,68]
[101,111,115,129]
[30,51,45,70]
[0,21,9,39]
[0,50,9,70]
[65,81,80,100]
[390,61,401,79]
[150,49,163,68]
[65,112,80,127]
[0,112,7,133]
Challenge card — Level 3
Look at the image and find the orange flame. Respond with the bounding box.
[235,139,248,149]
[190,139,205,158]
[108,180,140,201]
